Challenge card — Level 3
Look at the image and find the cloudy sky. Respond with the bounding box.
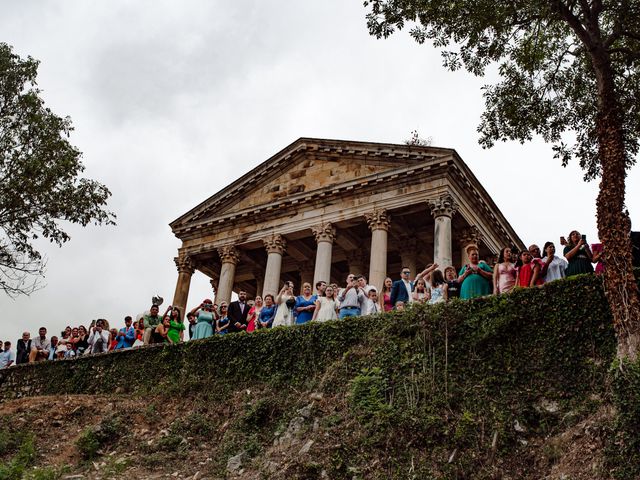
[1,1,639,345]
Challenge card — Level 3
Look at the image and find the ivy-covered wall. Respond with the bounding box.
[0,273,620,403]
[3,273,640,477]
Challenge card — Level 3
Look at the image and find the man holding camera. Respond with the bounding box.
[337,274,366,319]
[88,319,110,354]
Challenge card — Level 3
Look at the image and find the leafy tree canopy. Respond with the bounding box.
[364,0,640,359]
[364,0,640,180]
[0,43,115,296]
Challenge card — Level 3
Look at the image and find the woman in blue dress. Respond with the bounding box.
[190,299,216,340]
[258,294,277,328]
[294,282,317,325]
[215,303,230,335]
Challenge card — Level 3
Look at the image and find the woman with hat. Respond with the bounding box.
[190,299,215,340]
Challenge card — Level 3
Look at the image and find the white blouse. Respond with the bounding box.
[542,255,568,282]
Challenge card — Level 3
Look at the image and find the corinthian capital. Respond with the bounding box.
[364,209,391,232]
[263,234,287,254]
[428,194,458,218]
[174,254,195,275]
[311,222,336,244]
[217,245,240,265]
[459,225,483,247]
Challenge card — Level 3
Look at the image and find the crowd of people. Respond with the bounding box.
[0,230,606,369]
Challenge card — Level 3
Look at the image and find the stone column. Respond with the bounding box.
[311,222,336,287]
[215,245,239,305]
[262,234,287,297]
[365,209,391,290]
[400,238,418,278]
[459,225,483,267]
[428,194,458,269]
[172,254,195,320]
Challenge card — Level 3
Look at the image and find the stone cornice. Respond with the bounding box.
[173,158,451,239]
[174,163,524,256]
[170,138,454,230]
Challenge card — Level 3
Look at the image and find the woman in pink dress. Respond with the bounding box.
[246,296,263,333]
[379,277,393,312]
[493,247,517,294]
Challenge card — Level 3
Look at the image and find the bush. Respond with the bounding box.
[0,434,35,480]
[76,417,122,460]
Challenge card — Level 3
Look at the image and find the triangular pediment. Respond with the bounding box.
[170,138,453,231]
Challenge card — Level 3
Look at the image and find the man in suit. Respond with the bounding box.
[16,332,31,364]
[390,267,414,308]
[228,290,250,333]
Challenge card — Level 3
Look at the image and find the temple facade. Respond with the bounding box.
[169,138,524,314]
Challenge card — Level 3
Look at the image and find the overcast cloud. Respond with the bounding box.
[1,0,639,344]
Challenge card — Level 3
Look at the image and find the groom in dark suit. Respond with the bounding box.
[390,267,414,308]
[228,290,250,333]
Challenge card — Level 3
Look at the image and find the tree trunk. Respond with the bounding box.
[591,48,640,361]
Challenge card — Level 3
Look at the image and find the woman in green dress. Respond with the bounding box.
[563,230,594,277]
[164,306,185,344]
[458,245,493,299]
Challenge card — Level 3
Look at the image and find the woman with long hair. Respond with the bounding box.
[246,296,263,332]
[493,247,517,294]
[152,317,171,344]
[541,241,568,282]
[563,230,594,277]
[134,318,145,342]
[312,285,339,322]
[411,278,430,303]
[108,328,118,351]
[216,302,230,335]
[379,277,393,312]
[75,325,90,355]
[428,270,448,304]
[272,282,295,327]
[165,306,185,343]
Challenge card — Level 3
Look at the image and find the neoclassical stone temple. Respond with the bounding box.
[169,138,524,314]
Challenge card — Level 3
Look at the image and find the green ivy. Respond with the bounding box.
[1,272,639,477]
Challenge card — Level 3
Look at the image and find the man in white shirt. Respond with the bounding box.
[338,274,366,319]
[0,342,15,369]
[88,320,110,354]
[29,327,50,363]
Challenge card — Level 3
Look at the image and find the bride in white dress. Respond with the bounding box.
[272,282,295,327]
[312,285,339,322]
